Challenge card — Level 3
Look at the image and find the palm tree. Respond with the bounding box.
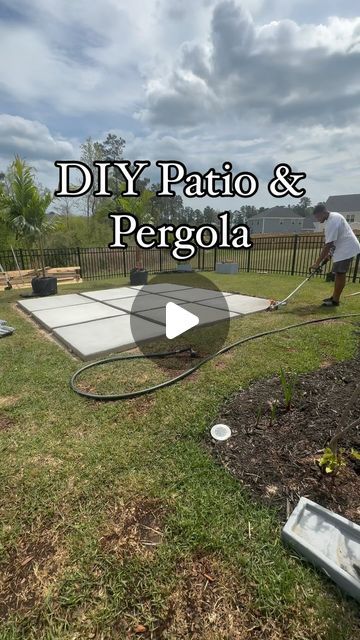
[5,157,53,276]
[116,189,154,270]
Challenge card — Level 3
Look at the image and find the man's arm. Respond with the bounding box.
[310,242,334,271]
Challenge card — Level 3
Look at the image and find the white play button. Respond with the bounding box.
[166,302,199,339]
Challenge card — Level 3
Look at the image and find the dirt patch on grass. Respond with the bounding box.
[100,497,165,559]
[0,413,15,431]
[124,555,286,640]
[0,532,66,620]
[0,396,20,409]
[124,396,156,417]
[208,352,360,524]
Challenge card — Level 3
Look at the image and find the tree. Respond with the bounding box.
[116,189,154,224]
[149,183,184,225]
[116,189,155,268]
[203,206,218,224]
[79,137,105,219]
[97,133,127,197]
[52,188,82,229]
[0,179,15,250]
[78,133,129,216]
[5,157,53,276]
[293,196,312,217]
[98,133,125,161]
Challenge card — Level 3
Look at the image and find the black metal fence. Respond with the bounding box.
[0,234,359,282]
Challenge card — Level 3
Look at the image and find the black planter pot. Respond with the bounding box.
[129,269,148,286]
[31,276,58,297]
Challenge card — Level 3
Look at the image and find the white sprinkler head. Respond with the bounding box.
[210,424,232,441]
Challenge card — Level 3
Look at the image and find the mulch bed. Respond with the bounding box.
[208,352,360,524]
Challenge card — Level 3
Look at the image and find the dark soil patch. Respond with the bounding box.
[0,539,56,619]
[208,352,360,524]
[101,497,165,558]
[119,554,286,640]
[0,414,15,431]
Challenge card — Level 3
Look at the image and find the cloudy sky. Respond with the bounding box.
[1,0,360,210]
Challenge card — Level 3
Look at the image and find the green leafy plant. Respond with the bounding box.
[318,381,360,476]
[279,368,297,411]
[350,449,360,461]
[4,156,53,276]
[319,447,346,475]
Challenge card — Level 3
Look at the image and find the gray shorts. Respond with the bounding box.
[332,258,353,274]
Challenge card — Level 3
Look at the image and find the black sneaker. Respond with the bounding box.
[322,299,339,307]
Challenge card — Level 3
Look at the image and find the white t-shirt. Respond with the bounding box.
[324,212,360,262]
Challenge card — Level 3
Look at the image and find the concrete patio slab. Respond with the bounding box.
[181,302,241,325]
[133,301,240,327]
[198,293,270,314]
[18,294,93,313]
[32,302,126,331]
[53,314,165,360]
[167,288,232,303]
[130,283,191,294]
[104,293,180,313]
[80,287,145,301]
[18,284,271,360]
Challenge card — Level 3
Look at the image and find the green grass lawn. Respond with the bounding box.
[0,273,360,639]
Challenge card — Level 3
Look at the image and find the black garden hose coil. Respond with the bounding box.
[70,313,360,401]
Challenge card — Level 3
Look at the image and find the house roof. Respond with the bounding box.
[326,194,360,212]
[249,206,303,221]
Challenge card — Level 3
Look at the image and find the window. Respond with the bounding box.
[346,214,355,223]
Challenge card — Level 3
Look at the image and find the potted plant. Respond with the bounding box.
[176,260,193,272]
[115,192,151,286]
[130,245,148,286]
[5,157,57,296]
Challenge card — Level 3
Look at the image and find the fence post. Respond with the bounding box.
[76,247,82,278]
[159,249,162,273]
[247,249,251,272]
[198,250,201,270]
[291,234,298,276]
[353,253,360,283]
[213,246,217,271]
[123,250,127,277]
[18,248,25,270]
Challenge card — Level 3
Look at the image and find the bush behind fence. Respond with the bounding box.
[0,234,359,282]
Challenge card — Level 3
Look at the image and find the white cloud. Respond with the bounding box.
[0,114,75,159]
[1,0,360,206]
[139,2,360,128]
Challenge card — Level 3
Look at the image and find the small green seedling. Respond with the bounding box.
[279,368,297,411]
[317,381,360,476]
[319,447,346,475]
[350,449,360,461]
[267,399,279,427]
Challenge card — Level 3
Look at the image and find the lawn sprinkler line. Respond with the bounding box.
[70,313,360,401]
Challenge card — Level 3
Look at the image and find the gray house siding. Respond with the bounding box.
[326,195,360,230]
[249,217,304,234]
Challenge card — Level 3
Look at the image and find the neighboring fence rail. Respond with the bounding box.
[0,234,359,282]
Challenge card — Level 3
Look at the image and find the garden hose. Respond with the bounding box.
[70,313,360,401]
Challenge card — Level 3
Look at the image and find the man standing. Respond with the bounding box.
[311,203,360,307]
